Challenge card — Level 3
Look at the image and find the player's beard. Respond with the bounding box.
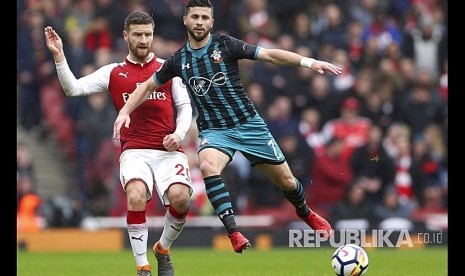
[129,41,150,62]
[187,26,210,43]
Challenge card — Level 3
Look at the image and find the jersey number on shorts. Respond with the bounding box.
[268,139,283,160]
[175,163,191,181]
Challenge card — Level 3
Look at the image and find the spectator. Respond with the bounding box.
[382,122,411,159]
[346,20,365,70]
[286,46,315,115]
[247,82,268,117]
[362,87,395,130]
[17,192,42,233]
[290,12,318,52]
[411,133,443,189]
[63,0,94,33]
[17,9,46,133]
[247,169,283,208]
[399,82,446,136]
[298,107,325,156]
[306,74,340,126]
[329,179,375,231]
[78,93,116,160]
[309,137,353,215]
[17,142,38,211]
[267,95,300,142]
[84,15,113,53]
[147,0,186,41]
[346,67,375,104]
[73,91,116,212]
[361,8,403,56]
[61,25,93,131]
[210,0,240,36]
[269,0,310,34]
[278,134,313,188]
[373,185,414,231]
[237,0,280,47]
[423,124,447,182]
[349,0,378,27]
[373,185,413,223]
[391,135,424,208]
[410,185,447,231]
[319,4,348,50]
[358,34,380,70]
[249,60,282,100]
[17,142,42,233]
[350,124,396,204]
[94,0,126,43]
[404,21,443,78]
[331,49,356,94]
[321,97,372,163]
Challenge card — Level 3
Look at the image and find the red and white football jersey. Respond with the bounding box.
[73,53,190,152]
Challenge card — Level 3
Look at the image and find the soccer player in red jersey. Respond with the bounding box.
[45,11,193,276]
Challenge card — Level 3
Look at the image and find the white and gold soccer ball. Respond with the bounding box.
[331,244,369,276]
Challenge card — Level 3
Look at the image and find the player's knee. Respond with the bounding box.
[199,160,216,176]
[167,184,190,211]
[280,176,297,191]
[125,181,148,206]
[127,190,146,207]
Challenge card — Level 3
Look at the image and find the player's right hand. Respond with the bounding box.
[44,26,63,55]
[312,60,342,75]
[113,114,131,140]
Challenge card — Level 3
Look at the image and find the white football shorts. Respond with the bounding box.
[119,149,193,206]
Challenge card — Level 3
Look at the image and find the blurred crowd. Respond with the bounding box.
[17,0,447,231]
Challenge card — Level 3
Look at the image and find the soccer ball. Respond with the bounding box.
[331,244,369,276]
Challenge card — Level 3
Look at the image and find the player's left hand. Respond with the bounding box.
[312,60,343,75]
[163,134,182,152]
[113,113,131,140]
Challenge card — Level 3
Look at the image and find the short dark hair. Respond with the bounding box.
[184,0,213,17]
[124,11,155,31]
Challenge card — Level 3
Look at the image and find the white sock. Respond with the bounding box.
[159,210,186,249]
[128,223,149,266]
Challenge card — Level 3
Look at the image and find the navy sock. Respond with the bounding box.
[282,178,310,218]
[204,175,237,234]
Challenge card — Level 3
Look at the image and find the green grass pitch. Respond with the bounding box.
[17,246,447,275]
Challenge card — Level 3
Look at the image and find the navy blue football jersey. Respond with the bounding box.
[154,34,261,131]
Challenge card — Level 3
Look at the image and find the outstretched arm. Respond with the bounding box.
[256,48,342,75]
[45,26,106,96]
[44,26,65,63]
[113,77,159,140]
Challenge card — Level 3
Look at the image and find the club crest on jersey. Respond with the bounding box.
[210,50,223,63]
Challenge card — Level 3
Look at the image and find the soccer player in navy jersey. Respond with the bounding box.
[45,11,193,276]
[114,0,342,254]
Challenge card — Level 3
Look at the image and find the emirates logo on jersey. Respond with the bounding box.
[210,50,223,63]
